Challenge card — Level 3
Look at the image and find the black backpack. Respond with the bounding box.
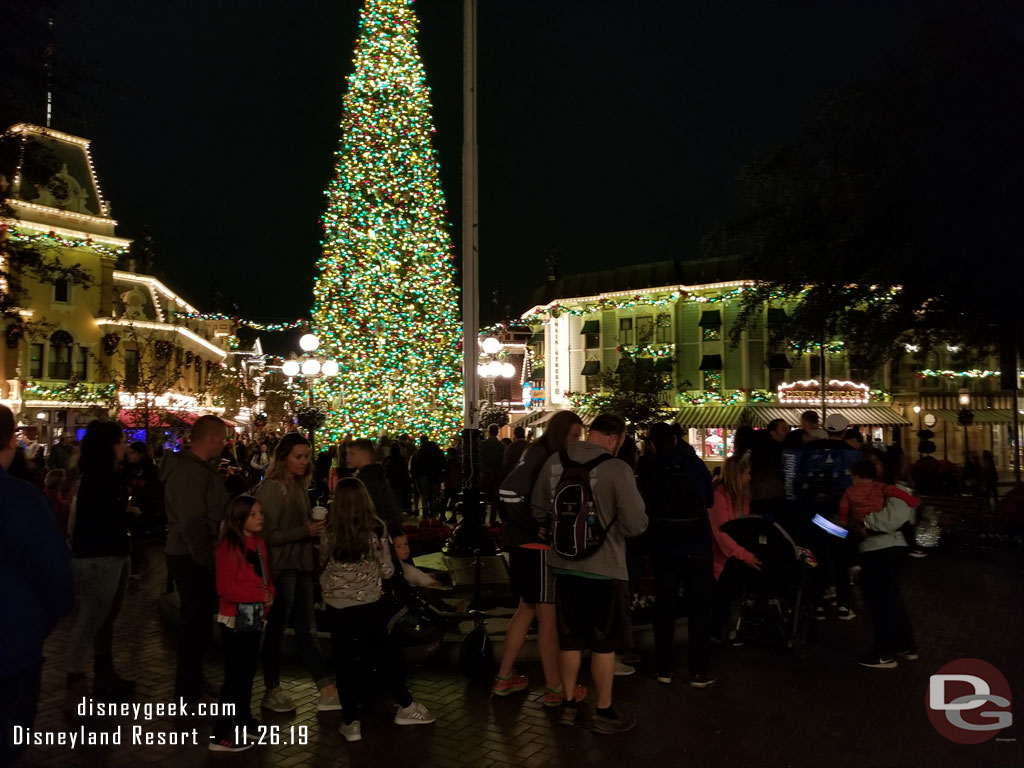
[551,450,614,560]
[644,453,708,539]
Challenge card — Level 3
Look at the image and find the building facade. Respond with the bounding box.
[0,123,234,447]
[519,259,1019,468]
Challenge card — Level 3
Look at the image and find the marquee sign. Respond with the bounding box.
[777,379,870,405]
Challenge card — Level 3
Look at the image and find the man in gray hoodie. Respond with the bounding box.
[532,413,647,734]
[162,415,229,704]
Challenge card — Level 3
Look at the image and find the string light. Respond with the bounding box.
[310,0,462,440]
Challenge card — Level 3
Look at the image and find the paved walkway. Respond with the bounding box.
[14,543,1024,768]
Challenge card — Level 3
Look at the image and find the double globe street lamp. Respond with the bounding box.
[478,336,515,405]
[282,334,340,405]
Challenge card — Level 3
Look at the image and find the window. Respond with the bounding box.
[54,278,70,303]
[636,316,653,344]
[585,332,600,349]
[810,354,822,378]
[48,330,73,379]
[74,346,88,380]
[196,359,203,390]
[619,318,633,345]
[585,375,602,392]
[702,370,721,391]
[125,349,140,388]
[29,343,43,378]
[656,313,671,343]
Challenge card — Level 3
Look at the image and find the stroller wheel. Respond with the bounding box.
[458,625,493,678]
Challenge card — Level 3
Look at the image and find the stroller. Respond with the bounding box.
[720,515,816,656]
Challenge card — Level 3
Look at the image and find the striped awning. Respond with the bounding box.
[508,410,549,429]
[927,408,1017,424]
[745,406,910,428]
[675,405,749,428]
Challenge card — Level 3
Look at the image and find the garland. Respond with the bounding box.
[178,312,308,333]
[4,227,128,258]
[22,381,115,404]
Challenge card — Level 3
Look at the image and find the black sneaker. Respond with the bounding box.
[593,711,637,734]
[689,673,717,688]
[857,654,898,669]
[209,737,254,752]
[559,702,581,727]
[895,649,919,660]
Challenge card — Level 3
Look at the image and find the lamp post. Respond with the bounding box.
[282,333,339,448]
[478,336,515,406]
[957,386,973,466]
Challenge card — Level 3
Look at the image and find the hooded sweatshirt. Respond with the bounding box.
[532,441,647,580]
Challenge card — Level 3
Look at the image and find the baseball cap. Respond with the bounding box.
[824,413,850,434]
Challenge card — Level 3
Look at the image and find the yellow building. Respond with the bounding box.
[0,123,231,446]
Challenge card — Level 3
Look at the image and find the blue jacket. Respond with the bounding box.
[0,465,75,675]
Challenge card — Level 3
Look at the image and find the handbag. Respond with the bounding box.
[235,545,268,632]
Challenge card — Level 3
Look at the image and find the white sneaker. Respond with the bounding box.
[338,720,362,742]
[261,686,296,713]
[394,701,435,726]
[614,661,636,677]
[317,691,342,711]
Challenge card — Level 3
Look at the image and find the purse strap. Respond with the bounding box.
[255,542,267,588]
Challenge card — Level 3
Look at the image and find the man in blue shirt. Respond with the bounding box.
[0,404,74,765]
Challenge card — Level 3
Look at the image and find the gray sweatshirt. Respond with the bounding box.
[256,479,316,576]
[532,441,648,580]
[162,450,229,569]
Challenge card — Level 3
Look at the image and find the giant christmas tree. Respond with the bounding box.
[312,0,462,441]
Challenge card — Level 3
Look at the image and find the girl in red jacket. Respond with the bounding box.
[210,495,275,752]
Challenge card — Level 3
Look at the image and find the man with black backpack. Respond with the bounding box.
[532,413,647,734]
[638,422,715,688]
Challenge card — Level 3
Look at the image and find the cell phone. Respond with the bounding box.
[812,514,848,539]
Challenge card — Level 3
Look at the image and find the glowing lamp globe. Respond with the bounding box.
[500,362,516,378]
[299,333,320,352]
[302,359,322,376]
[482,337,502,355]
[281,360,301,377]
[321,360,340,377]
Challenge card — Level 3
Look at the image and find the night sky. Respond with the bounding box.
[3,0,951,352]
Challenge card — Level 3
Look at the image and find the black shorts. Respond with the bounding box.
[508,547,555,604]
[554,574,632,654]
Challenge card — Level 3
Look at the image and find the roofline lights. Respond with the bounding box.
[112,271,201,315]
[95,318,226,359]
[3,218,131,248]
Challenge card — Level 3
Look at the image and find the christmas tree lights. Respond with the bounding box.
[312,0,461,441]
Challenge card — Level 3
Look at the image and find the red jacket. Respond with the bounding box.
[215,535,274,619]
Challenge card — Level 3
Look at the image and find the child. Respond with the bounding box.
[839,460,920,527]
[321,478,436,743]
[392,534,442,588]
[210,495,275,753]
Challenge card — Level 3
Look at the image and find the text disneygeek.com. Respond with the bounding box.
[11,697,237,749]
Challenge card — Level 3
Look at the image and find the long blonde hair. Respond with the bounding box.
[713,453,751,515]
[325,477,384,563]
[264,433,313,491]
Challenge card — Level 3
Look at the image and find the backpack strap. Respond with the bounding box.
[582,453,613,472]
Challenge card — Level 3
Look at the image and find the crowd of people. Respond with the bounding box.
[1,401,931,760]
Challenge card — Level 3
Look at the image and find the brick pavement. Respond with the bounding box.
[12,544,1024,768]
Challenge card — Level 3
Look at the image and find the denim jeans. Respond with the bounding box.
[262,570,331,690]
[166,554,216,702]
[653,547,714,677]
[213,625,262,741]
[327,602,412,724]
[860,546,915,657]
[66,556,129,675]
